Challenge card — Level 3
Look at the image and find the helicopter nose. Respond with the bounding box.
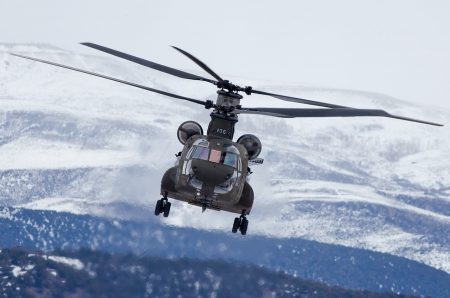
[191,160,234,185]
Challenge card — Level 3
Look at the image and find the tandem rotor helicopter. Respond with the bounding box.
[12,43,443,235]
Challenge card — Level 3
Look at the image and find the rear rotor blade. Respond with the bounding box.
[10,53,209,107]
[250,89,348,108]
[234,107,443,126]
[81,42,216,84]
[171,46,224,83]
[231,108,293,118]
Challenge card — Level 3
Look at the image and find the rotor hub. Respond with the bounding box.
[216,80,252,95]
[216,90,242,112]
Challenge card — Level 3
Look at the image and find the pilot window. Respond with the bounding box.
[223,153,237,167]
[192,146,209,160]
[189,146,239,169]
[209,150,221,163]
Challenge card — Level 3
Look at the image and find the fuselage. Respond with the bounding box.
[160,91,255,216]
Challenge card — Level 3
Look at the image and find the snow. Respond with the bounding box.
[11,265,34,277]
[47,256,84,270]
[0,144,138,171]
[272,179,450,224]
[2,43,450,274]
[17,198,90,215]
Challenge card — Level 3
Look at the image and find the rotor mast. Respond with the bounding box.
[206,91,242,140]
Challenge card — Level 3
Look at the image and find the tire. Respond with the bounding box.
[163,201,171,218]
[154,199,163,216]
[232,218,240,233]
[240,218,249,235]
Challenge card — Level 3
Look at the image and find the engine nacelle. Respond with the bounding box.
[237,134,262,160]
[177,121,203,144]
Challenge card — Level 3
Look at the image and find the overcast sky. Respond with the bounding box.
[1,0,449,108]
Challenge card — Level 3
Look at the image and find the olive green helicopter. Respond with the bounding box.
[11,43,443,235]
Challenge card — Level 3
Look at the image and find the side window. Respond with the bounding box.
[182,160,192,175]
[186,146,195,159]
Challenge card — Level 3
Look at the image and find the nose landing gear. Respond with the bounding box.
[232,213,249,235]
[154,196,171,217]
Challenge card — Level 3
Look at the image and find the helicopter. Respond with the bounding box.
[11,43,443,235]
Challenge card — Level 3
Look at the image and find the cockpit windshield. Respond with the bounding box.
[209,150,221,163]
[189,145,239,169]
[191,146,209,160]
[223,153,237,167]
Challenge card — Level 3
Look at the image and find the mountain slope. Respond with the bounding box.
[1,43,450,274]
[0,208,448,297]
[0,246,425,298]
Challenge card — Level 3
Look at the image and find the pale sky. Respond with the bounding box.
[1,0,449,108]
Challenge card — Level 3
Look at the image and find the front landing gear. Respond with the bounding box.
[154,197,171,217]
[232,215,249,235]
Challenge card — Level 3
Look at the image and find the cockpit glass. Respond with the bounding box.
[225,145,239,155]
[189,146,239,168]
[223,153,237,167]
[192,146,209,160]
[209,149,221,163]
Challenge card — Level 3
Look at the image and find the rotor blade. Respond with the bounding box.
[10,53,208,107]
[80,42,216,84]
[250,89,348,108]
[234,107,443,126]
[231,109,293,118]
[171,46,224,83]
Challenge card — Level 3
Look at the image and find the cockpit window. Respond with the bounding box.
[223,153,237,167]
[195,139,209,147]
[192,146,209,160]
[209,149,221,163]
[225,145,239,155]
[189,145,239,169]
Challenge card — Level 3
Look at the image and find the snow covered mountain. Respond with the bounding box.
[1,207,450,297]
[1,43,450,274]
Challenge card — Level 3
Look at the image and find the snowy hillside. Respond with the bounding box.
[1,44,449,273]
[2,208,450,297]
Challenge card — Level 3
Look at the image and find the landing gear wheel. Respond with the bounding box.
[154,199,163,216]
[232,218,240,233]
[240,217,249,235]
[163,201,171,218]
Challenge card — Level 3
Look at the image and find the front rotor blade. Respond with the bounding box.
[10,53,208,107]
[250,89,348,108]
[235,107,443,126]
[171,46,224,83]
[81,42,216,84]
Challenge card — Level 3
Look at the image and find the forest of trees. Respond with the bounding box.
[0,246,429,298]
